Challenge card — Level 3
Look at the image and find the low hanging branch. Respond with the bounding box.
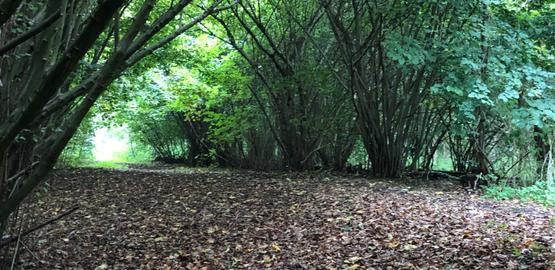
[0,206,79,249]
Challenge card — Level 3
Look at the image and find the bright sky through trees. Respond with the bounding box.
[92,127,129,161]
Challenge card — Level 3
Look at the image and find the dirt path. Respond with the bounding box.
[12,168,555,269]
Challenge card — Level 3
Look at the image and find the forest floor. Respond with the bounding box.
[12,166,555,269]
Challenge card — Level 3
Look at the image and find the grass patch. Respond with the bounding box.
[483,181,555,207]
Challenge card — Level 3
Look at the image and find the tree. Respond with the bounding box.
[212,0,356,171]
[430,0,555,182]
[0,0,224,240]
[318,0,483,177]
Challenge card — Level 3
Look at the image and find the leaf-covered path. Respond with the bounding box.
[17,168,555,269]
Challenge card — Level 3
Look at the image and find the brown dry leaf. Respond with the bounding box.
[388,240,400,248]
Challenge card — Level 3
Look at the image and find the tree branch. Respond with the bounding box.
[125,0,224,67]
[0,10,61,56]
[0,206,79,249]
[0,0,125,155]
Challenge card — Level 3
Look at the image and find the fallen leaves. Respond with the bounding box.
[271,243,281,252]
[11,167,555,269]
[403,244,417,251]
[153,236,167,242]
[387,240,400,249]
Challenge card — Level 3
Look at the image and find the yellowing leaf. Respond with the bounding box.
[271,243,281,252]
[388,240,400,248]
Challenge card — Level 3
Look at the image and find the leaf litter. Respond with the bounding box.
[14,168,555,269]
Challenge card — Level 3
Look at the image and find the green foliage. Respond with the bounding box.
[57,115,95,167]
[431,155,454,171]
[101,68,188,162]
[54,0,555,179]
[166,34,254,148]
[126,140,154,163]
[347,139,369,168]
[92,31,257,166]
[383,33,431,67]
[483,181,555,206]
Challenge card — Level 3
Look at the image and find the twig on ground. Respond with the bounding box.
[0,206,79,249]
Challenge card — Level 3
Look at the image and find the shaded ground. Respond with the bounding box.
[11,168,555,269]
